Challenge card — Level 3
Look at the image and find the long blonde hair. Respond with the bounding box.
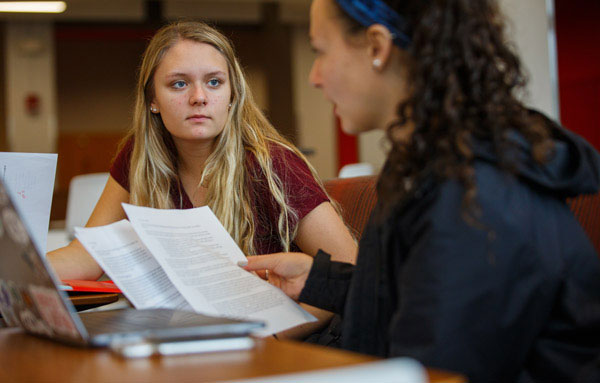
[126,21,327,255]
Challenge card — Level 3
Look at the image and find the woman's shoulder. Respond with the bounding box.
[245,142,312,177]
[387,166,542,241]
[110,136,135,191]
[245,141,328,217]
[259,141,305,160]
[430,162,580,256]
[117,136,135,157]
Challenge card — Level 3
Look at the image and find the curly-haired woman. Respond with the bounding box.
[245,0,600,380]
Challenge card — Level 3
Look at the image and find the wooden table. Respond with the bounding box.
[0,328,465,382]
[69,293,120,311]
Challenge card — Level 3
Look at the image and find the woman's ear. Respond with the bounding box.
[366,24,395,71]
[150,100,159,113]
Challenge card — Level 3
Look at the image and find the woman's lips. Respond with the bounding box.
[187,114,210,122]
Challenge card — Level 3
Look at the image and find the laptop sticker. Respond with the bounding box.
[0,280,19,326]
[17,306,53,336]
[6,280,23,306]
[29,285,79,338]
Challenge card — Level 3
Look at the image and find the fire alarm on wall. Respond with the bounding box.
[24,93,41,116]
[17,37,45,56]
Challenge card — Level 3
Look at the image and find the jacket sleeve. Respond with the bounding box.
[387,179,556,382]
[298,250,354,314]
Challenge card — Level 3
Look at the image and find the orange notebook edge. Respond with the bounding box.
[59,279,122,293]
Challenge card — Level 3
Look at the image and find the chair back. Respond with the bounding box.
[567,192,600,255]
[325,175,378,239]
[65,172,109,238]
[338,162,375,178]
[325,175,600,254]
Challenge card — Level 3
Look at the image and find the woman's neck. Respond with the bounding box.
[174,138,214,179]
[378,49,413,134]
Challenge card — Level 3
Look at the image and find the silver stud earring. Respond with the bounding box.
[228,103,232,108]
[150,107,158,113]
[372,58,382,69]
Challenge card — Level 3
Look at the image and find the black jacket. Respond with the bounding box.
[300,115,600,382]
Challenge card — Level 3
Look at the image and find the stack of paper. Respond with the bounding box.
[75,204,316,336]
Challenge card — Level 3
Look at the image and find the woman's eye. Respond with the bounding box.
[208,78,221,88]
[172,80,186,89]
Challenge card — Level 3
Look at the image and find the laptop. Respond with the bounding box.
[0,179,263,349]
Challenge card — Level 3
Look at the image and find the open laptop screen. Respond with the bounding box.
[0,180,88,344]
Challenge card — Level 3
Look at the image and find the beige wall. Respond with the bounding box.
[501,0,557,119]
[291,25,336,180]
[5,21,57,153]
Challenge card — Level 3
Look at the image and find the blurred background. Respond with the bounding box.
[0,0,598,223]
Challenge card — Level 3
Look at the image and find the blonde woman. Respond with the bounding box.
[48,21,357,339]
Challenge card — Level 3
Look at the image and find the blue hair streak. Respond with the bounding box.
[335,0,411,48]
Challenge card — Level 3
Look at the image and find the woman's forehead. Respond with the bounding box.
[157,40,229,74]
[310,0,343,42]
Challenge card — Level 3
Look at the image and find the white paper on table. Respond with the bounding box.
[75,220,192,311]
[0,152,57,254]
[228,358,427,383]
[122,203,316,336]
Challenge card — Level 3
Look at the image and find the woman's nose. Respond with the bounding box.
[308,61,322,89]
[190,86,207,105]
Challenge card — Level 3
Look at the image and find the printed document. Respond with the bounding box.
[230,358,427,383]
[0,152,57,254]
[75,204,316,336]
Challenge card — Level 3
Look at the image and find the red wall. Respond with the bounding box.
[336,117,359,172]
[555,0,600,149]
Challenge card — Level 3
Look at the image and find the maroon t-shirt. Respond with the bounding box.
[110,139,328,254]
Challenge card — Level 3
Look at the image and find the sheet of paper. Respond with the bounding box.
[229,358,427,383]
[74,220,192,311]
[0,152,57,254]
[122,203,316,336]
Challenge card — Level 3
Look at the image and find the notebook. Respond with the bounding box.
[0,179,263,348]
[59,279,122,293]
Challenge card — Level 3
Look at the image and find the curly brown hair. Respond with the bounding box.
[333,0,553,222]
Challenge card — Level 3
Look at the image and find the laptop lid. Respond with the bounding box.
[0,179,90,345]
[0,179,263,347]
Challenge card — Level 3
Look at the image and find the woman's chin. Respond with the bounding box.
[338,117,359,136]
[340,126,359,136]
[340,120,377,136]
